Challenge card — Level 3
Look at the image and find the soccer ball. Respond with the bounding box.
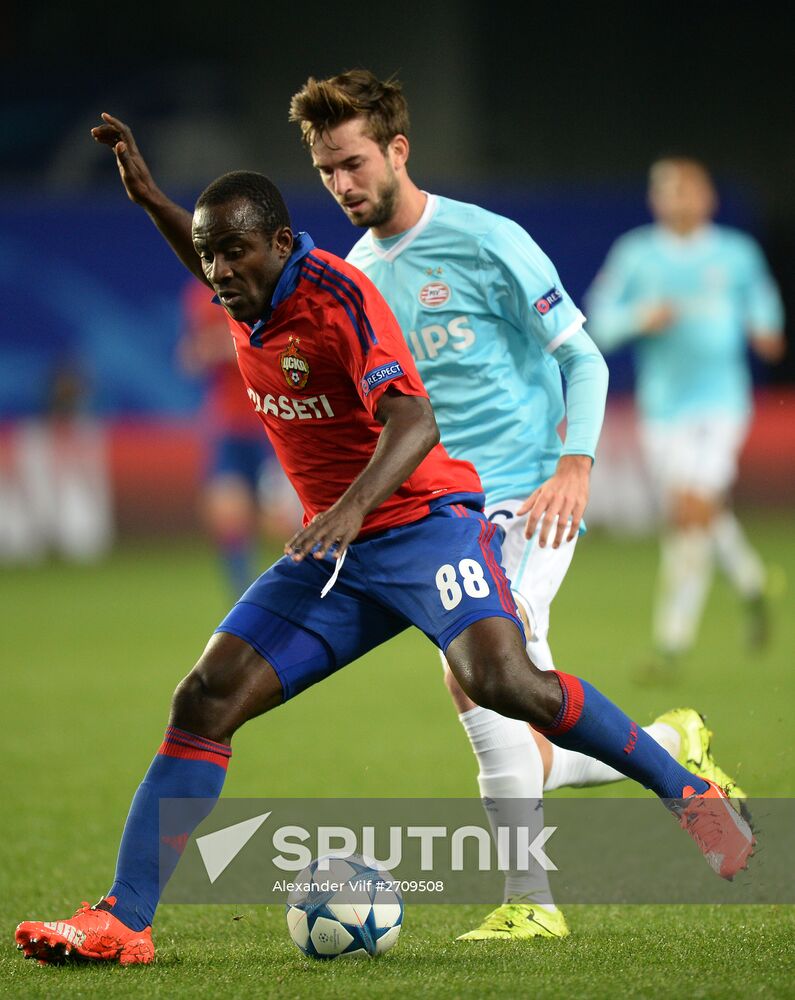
[285,854,403,959]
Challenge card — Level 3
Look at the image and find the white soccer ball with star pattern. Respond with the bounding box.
[285,854,403,959]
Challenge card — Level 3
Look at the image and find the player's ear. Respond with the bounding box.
[389,134,410,172]
[273,227,294,258]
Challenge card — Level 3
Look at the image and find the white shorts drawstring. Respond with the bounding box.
[320,548,347,599]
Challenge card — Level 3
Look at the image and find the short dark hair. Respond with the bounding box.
[289,69,409,151]
[648,156,713,189]
[195,170,291,234]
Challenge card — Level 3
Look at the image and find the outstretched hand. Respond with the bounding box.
[91,112,158,206]
[517,454,592,547]
[90,112,202,283]
[285,499,367,563]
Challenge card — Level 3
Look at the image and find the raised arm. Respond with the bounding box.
[285,389,440,561]
[91,113,207,285]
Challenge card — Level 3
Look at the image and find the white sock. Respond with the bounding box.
[653,527,713,655]
[712,511,765,598]
[544,721,681,789]
[459,706,556,908]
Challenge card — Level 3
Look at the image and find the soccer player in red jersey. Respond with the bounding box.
[14,115,753,966]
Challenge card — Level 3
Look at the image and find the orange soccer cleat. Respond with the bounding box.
[673,779,755,880]
[15,897,154,966]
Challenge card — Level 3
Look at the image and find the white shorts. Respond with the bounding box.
[640,414,749,500]
[484,498,577,671]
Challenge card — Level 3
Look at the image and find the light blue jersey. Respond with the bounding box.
[586,224,784,422]
[347,194,608,503]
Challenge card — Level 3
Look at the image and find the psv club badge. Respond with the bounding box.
[418,281,450,308]
[279,335,310,389]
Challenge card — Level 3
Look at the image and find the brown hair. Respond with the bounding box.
[289,69,409,151]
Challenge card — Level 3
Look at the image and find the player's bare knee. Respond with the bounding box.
[460,654,519,716]
[457,647,559,726]
[446,618,540,714]
[168,633,282,740]
[167,671,203,736]
[170,667,214,727]
[671,491,718,530]
[170,663,249,742]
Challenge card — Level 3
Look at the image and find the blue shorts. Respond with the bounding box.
[207,434,273,491]
[215,501,523,700]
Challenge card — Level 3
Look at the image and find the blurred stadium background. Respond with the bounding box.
[1,5,793,996]
[1,2,793,548]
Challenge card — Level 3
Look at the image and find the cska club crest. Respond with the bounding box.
[279,335,310,389]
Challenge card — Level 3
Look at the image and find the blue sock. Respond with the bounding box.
[106,726,231,931]
[220,537,255,598]
[538,672,709,799]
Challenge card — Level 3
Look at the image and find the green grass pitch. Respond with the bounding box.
[1,512,793,998]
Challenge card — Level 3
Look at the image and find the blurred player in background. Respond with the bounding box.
[0,364,114,563]
[289,72,747,942]
[179,279,299,597]
[586,158,786,672]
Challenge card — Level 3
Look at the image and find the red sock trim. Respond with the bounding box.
[157,726,232,770]
[166,726,232,753]
[536,671,585,736]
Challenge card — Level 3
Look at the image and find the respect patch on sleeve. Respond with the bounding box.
[361,360,405,396]
[533,286,563,316]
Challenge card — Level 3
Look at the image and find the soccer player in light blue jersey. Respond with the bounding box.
[586,158,785,668]
[289,74,747,941]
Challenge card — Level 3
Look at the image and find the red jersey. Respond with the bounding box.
[225,233,482,535]
[181,280,263,437]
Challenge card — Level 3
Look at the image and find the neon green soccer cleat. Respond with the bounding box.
[456,903,570,941]
[655,707,747,799]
